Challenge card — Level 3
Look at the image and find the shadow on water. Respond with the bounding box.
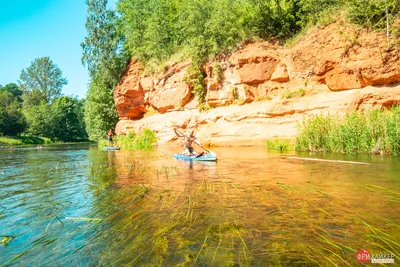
[0,145,399,266]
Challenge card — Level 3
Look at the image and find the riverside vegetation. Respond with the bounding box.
[265,107,400,155]
[99,128,157,150]
[296,107,400,155]
[82,0,400,141]
[0,58,87,145]
[0,136,52,146]
[4,1,398,149]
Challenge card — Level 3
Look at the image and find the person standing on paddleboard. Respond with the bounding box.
[107,129,114,147]
[173,128,203,156]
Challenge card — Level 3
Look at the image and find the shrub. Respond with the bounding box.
[186,64,206,103]
[212,62,223,82]
[281,88,307,99]
[198,103,212,112]
[346,0,399,30]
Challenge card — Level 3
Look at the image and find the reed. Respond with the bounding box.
[296,107,400,155]
[99,129,156,150]
[117,129,155,150]
[265,139,294,151]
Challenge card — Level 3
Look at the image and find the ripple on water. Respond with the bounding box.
[0,145,399,266]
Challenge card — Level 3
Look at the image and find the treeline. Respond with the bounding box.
[81,0,400,140]
[117,0,399,64]
[117,0,327,65]
[0,57,87,142]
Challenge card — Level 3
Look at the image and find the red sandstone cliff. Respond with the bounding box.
[113,21,400,146]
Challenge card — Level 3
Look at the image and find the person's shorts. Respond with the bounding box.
[184,147,194,154]
[108,136,113,141]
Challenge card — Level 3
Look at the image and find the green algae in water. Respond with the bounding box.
[0,145,399,265]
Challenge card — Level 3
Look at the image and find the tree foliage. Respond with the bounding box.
[51,97,87,141]
[84,76,119,140]
[0,85,27,135]
[1,83,23,102]
[81,0,125,140]
[19,57,68,104]
[118,0,250,64]
[81,0,126,82]
[347,0,400,29]
[0,58,88,142]
[23,103,53,137]
[116,0,399,66]
[117,0,339,65]
[23,96,87,141]
[81,0,400,128]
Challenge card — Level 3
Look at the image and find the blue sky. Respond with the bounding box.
[0,0,116,99]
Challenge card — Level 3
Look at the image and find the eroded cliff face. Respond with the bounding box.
[114,21,400,146]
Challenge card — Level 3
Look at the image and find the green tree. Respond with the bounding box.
[84,77,119,140]
[0,83,23,102]
[19,57,68,104]
[23,97,87,141]
[82,0,125,140]
[22,90,47,107]
[117,0,153,60]
[23,103,53,137]
[51,96,87,141]
[0,88,27,136]
[81,0,126,85]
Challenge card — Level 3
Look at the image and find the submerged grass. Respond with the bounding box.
[296,107,400,155]
[3,145,399,266]
[0,252,27,267]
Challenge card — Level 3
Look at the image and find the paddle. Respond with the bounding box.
[195,151,205,158]
[201,146,217,157]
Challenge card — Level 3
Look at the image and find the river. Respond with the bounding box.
[0,144,399,266]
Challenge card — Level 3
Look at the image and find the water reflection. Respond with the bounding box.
[0,145,399,266]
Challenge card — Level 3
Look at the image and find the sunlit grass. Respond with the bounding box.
[296,107,400,155]
[265,139,294,151]
[98,129,157,150]
[0,135,52,146]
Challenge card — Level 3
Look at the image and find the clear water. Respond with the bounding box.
[0,144,399,266]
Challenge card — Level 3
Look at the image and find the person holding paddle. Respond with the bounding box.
[173,128,203,156]
[107,129,114,147]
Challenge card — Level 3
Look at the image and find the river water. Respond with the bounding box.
[0,144,399,266]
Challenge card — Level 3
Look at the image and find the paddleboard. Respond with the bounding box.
[172,153,217,161]
[104,146,120,151]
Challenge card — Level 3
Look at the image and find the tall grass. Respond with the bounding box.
[296,107,400,155]
[265,139,294,151]
[100,129,157,150]
[0,136,52,146]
